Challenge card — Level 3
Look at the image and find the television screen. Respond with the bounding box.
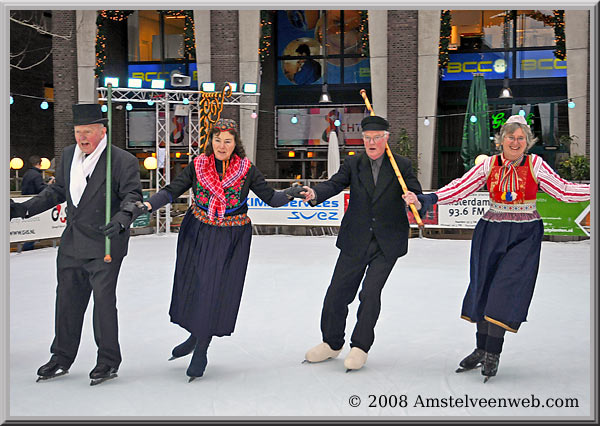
[127,110,156,148]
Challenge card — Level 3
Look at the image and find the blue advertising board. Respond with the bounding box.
[516,50,567,79]
[441,52,512,81]
[128,63,198,89]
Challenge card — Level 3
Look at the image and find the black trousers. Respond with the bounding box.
[321,236,397,353]
[50,253,123,369]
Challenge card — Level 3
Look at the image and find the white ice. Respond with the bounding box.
[9,234,592,419]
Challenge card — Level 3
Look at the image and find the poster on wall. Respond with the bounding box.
[277,106,367,147]
[276,10,370,86]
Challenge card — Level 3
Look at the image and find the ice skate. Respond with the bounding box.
[344,347,368,372]
[89,364,118,386]
[186,337,211,382]
[303,342,342,363]
[169,334,197,361]
[36,360,69,382]
[482,352,500,383]
[455,348,485,373]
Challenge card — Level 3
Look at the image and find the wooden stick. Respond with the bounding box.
[104,84,113,263]
[359,89,424,230]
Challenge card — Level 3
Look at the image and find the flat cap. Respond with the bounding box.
[361,115,389,131]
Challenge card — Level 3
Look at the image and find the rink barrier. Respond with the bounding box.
[9,187,591,246]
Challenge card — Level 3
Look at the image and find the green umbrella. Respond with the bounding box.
[461,74,491,171]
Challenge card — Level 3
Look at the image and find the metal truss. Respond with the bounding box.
[97,87,260,234]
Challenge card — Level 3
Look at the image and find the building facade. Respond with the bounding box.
[9,9,592,191]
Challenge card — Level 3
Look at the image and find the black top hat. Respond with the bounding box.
[72,104,108,126]
[361,115,389,131]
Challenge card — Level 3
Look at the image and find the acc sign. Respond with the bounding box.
[246,191,344,226]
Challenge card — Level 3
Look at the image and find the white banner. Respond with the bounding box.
[10,196,67,243]
[247,191,344,226]
[437,192,491,228]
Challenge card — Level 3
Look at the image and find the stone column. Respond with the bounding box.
[367,10,388,118]
[52,10,78,165]
[238,10,261,163]
[417,10,440,189]
[193,10,211,84]
[565,10,589,156]
[76,10,98,104]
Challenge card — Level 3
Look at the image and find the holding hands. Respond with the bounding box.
[283,185,316,203]
[402,191,422,210]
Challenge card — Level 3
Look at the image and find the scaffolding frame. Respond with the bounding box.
[97,86,260,234]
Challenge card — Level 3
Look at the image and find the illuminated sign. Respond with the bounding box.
[127,63,198,89]
[441,52,511,81]
[441,50,566,81]
[491,112,534,129]
[516,50,567,79]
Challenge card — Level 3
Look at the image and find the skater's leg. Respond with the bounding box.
[482,323,506,381]
[187,336,212,381]
[456,322,488,372]
[170,333,197,360]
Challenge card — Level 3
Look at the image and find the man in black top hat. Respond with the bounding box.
[293,115,427,371]
[10,103,143,385]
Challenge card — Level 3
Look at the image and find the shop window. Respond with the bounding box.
[276,10,370,86]
[128,10,192,62]
[449,10,510,51]
[515,10,556,48]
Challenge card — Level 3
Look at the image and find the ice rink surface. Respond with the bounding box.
[8,234,592,419]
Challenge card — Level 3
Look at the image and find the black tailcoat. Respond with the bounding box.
[312,152,423,261]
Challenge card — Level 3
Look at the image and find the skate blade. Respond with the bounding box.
[90,373,117,386]
[36,370,68,382]
[483,376,492,383]
[455,365,482,373]
[188,376,198,383]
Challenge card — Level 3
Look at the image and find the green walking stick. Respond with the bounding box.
[104,84,113,263]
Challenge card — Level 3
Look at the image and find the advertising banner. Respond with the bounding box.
[247,191,344,226]
[406,191,591,236]
[536,193,590,236]
[9,197,67,243]
[440,52,511,81]
[515,50,567,79]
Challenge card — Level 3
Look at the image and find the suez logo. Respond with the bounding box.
[130,71,199,82]
[446,58,566,73]
[247,197,340,221]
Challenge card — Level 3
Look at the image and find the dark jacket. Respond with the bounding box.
[21,144,143,260]
[311,152,423,261]
[21,167,46,195]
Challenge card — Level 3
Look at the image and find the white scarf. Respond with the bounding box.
[70,135,107,207]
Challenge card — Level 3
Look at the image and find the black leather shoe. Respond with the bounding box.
[37,360,69,381]
[89,363,118,379]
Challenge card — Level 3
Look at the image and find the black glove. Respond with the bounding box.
[417,193,438,212]
[10,199,27,219]
[100,220,126,239]
[283,186,308,200]
[122,200,149,218]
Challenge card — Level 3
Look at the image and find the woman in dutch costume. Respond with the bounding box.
[144,118,299,381]
[405,115,590,382]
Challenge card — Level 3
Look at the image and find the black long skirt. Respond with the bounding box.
[169,209,252,340]
[461,218,544,332]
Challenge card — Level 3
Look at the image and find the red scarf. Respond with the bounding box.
[194,153,251,221]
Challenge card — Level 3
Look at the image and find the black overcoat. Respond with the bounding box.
[21,144,142,260]
[312,152,422,261]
